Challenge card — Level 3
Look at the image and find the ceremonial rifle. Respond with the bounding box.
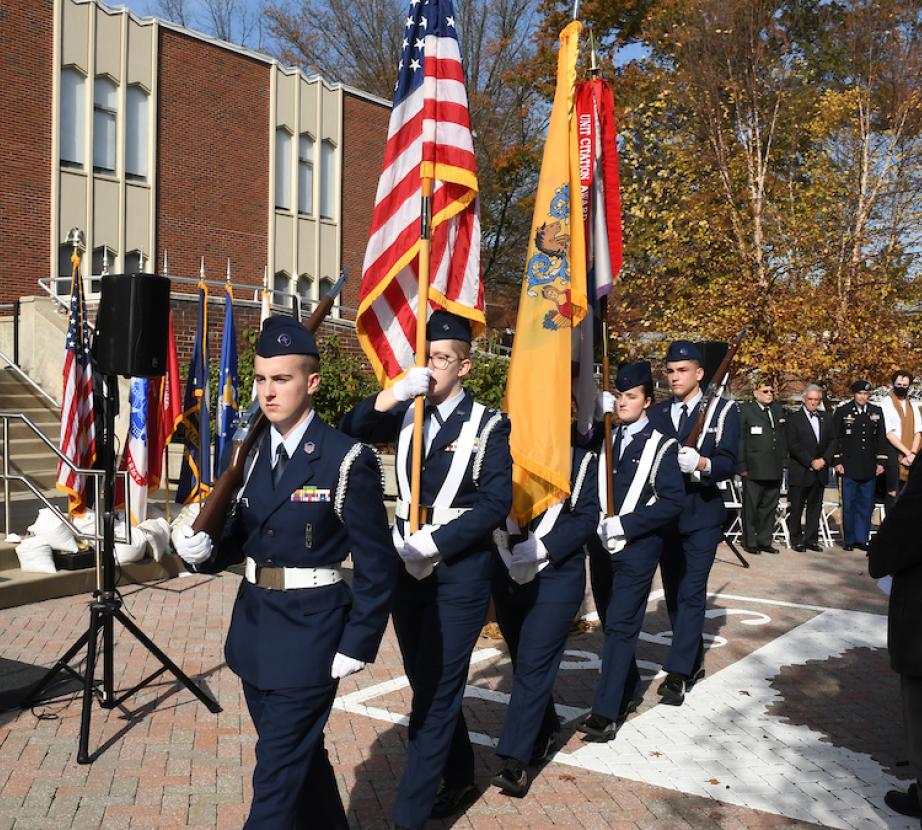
[684,327,747,449]
[191,270,348,541]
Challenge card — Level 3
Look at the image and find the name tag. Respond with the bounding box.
[751,426,763,435]
[290,487,331,503]
[870,414,880,421]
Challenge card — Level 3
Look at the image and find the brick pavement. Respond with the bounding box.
[0,543,915,829]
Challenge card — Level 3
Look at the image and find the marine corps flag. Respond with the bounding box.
[504,21,587,524]
[176,282,211,504]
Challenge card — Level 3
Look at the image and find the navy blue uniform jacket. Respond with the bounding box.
[647,397,740,533]
[340,389,512,583]
[198,415,399,689]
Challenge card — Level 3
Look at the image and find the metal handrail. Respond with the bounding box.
[0,349,60,408]
[37,274,359,328]
[0,413,131,568]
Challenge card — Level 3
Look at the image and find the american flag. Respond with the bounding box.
[56,256,96,515]
[357,0,482,384]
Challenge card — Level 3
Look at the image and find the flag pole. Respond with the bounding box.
[587,30,616,517]
[198,256,207,514]
[409,177,433,534]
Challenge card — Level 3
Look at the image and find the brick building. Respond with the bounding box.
[0,0,390,325]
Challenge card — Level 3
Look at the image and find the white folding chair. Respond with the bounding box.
[721,477,743,543]
[773,494,791,548]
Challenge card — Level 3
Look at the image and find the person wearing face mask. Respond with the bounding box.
[880,371,921,511]
[578,361,684,741]
[832,380,888,551]
[339,310,512,830]
[737,380,787,554]
[786,384,835,552]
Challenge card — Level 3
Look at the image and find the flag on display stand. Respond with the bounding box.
[356,0,481,384]
[56,252,97,515]
[117,377,150,524]
[176,282,212,504]
[213,284,238,477]
[572,76,623,436]
[148,311,183,492]
[504,21,587,524]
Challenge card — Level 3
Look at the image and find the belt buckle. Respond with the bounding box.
[255,565,284,591]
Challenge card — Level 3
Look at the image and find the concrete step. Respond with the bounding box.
[0,556,183,610]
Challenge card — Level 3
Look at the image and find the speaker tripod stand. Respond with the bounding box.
[22,372,221,764]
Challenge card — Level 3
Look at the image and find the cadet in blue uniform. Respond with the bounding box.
[490,445,598,795]
[339,311,512,830]
[832,379,888,551]
[172,316,398,830]
[579,361,684,741]
[647,341,740,705]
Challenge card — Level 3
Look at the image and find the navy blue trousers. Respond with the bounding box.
[242,680,346,830]
[492,553,585,764]
[659,523,723,677]
[841,476,875,545]
[390,568,491,830]
[590,536,661,722]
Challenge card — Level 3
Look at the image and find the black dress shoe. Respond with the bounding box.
[657,668,705,706]
[842,543,854,551]
[742,546,760,554]
[529,731,558,765]
[792,544,806,552]
[578,713,619,741]
[855,542,869,551]
[806,544,823,552]
[759,545,780,554]
[884,784,922,817]
[430,782,478,819]
[491,761,528,797]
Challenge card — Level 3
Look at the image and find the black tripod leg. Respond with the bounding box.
[724,533,750,568]
[113,608,222,713]
[20,627,93,709]
[77,607,102,764]
[101,610,115,709]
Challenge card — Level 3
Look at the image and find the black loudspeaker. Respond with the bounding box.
[94,274,171,377]
[696,340,728,389]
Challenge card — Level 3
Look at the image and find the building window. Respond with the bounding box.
[125,85,149,181]
[296,274,313,313]
[60,67,86,168]
[93,76,117,174]
[275,128,292,211]
[57,245,75,296]
[298,134,314,216]
[272,271,290,308]
[320,139,336,220]
[319,276,340,318]
[91,245,115,294]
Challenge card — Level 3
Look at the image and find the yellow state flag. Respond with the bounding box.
[504,20,588,526]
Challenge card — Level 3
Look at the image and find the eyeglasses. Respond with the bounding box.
[759,389,775,395]
[427,354,458,370]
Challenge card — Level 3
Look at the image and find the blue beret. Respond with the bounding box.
[851,379,872,393]
[255,315,319,358]
[616,361,653,392]
[665,339,703,363]
[426,310,472,344]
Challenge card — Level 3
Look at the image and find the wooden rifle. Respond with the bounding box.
[684,327,747,448]
[191,269,348,541]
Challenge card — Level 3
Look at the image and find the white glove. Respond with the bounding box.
[331,652,366,680]
[399,527,440,580]
[594,391,616,420]
[677,446,701,474]
[170,525,212,565]
[510,534,548,566]
[597,516,627,553]
[391,367,432,402]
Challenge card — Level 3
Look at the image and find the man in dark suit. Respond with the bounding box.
[737,380,786,554]
[340,311,512,830]
[647,340,740,705]
[832,380,888,551]
[171,316,399,829]
[869,455,922,825]
[786,384,835,552]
